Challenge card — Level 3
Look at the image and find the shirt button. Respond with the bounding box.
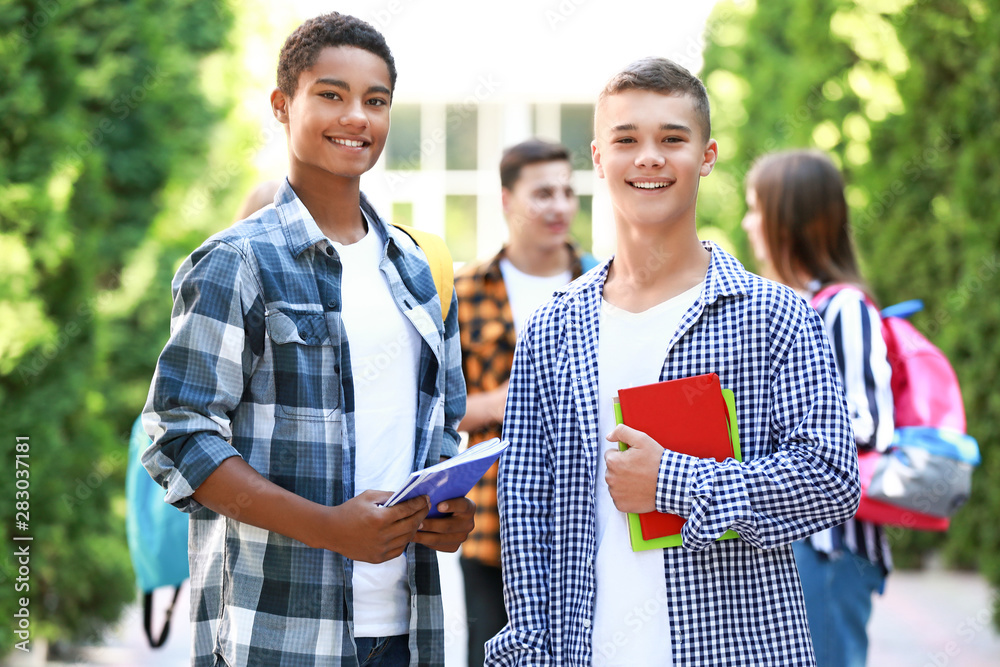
[327,300,337,309]
[325,246,334,256]
[582,619,591,629]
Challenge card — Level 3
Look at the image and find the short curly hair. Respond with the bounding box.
[276,12,396,99]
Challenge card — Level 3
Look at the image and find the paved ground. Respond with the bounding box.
[12,552,999,666]
[868,568,999,667]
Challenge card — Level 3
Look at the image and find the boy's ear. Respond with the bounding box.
[501,187,512,216]
[700,139,719,177]
[271,87,290,125]
[591,140,605,179]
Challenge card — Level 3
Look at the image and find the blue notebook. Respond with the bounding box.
[383,437,510,517]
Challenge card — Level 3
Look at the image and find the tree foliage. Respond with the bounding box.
[701,0,1000,627]
[0,0,249,654]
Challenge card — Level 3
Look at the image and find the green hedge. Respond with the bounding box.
[701,0,1000,628]
[0,0,245,655]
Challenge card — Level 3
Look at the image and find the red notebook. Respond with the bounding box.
[615,372,740,549]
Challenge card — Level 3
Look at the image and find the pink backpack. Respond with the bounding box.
[812,286,980,531]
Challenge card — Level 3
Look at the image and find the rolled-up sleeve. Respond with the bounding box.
[142,240,263,512]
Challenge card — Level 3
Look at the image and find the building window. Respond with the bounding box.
[560,104,595,171]
[386,105,422,170]
[392,201,414,228]
[445,195,477,262]
[446,105,478,170]
[571,194,593,252]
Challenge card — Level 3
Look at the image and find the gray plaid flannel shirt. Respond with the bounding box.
[487,243,860,666]
[142,180,464,666]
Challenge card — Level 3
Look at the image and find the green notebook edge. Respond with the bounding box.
[614,388,743,552]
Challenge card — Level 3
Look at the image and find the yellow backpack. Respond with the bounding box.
[393,224,454,321]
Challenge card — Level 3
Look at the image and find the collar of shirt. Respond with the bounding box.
[555,240,751,309]
[475,241,591,284]
[273,178,409,263]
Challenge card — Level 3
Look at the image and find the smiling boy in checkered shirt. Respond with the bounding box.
[486,58,860,666]
[142,13,473,666]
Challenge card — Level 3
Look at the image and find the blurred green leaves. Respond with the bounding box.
[702,0,1000,628]
[0,0,250,654]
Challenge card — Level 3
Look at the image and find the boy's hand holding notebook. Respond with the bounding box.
[613,372,742,550]
[383,437,510,518]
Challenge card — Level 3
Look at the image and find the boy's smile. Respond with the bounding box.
[592,89,717,228]
[273,45,392,185]
[628,178,673,190]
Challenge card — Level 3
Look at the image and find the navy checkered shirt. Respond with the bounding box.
[486,244,860,666]
[142,180,464,666]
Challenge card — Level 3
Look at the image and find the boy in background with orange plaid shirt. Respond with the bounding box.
[455,138,598,666]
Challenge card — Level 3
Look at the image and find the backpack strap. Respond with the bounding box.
[881,299,924,319]
[392,224,454,321]
[143,584,183,649]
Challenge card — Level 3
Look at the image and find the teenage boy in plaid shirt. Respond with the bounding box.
[455,138,597,666]
[142,13,473,666]
[486,58,860,666]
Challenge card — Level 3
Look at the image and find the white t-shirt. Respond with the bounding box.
[592,282,703,666]
[499,257,572,335]
[333,223,422,638]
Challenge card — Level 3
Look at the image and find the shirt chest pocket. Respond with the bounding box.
[265,309,342,420]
